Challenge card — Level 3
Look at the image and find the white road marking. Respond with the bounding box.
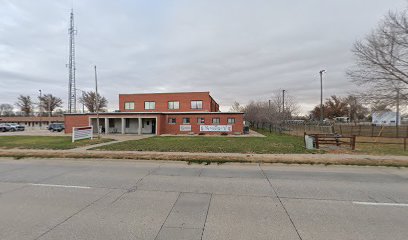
[29,183,92,189]
[353,201,408,207]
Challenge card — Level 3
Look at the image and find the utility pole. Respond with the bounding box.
[38,90,42,128]
[94,65,100,139]
[282,89,286,121]
[319,70,325,124]
[396,88,400,138]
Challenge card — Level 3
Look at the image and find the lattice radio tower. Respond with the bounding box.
[67,9,77,113]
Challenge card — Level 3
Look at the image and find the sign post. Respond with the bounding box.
[72,126,93,142]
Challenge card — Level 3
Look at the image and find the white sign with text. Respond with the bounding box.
[72,126,93,142]
[180,125,192,131]
[200,125,232,132]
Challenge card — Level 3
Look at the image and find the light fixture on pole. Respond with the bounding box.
[319,70,326,124]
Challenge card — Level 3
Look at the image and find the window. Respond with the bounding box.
[212,118,220,124]
[191,100,203,109]
[197,117,205,124]
[168,101,180,110]
[227,118,235,124]
[125,119,130,128]
[144,101,155,110]
[183,118,190,124]
[124,102,135,110]
[168,118,176,124]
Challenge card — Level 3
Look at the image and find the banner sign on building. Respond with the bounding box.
[72,126,93,142]
[200,125,232,132]
[180,125,192,132]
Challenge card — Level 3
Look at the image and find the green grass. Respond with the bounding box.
[95,129,313,154]
[356,143,408,156]
[0,136,113,150]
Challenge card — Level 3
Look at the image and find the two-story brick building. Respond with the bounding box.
[64,92,244,135]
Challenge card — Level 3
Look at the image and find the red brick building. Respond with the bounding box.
[64,92,244,135]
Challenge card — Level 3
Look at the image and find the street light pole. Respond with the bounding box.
[94,65,100,139]
[319,70,326,124]
[38,90,42,129]
[282,89,285,116]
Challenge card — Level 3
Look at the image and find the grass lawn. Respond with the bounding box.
[0,136,113,150]
[356,143,408,156]
[95,129,312,154]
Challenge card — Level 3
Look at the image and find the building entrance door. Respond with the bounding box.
[152,119,156,134]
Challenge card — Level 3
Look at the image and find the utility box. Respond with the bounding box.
[304,135,315,150]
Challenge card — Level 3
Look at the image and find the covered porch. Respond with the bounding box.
[90,117,157,135]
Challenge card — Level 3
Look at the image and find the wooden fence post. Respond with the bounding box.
[315,136,319,149]
[351,135,356,150]
[404,138,407,151]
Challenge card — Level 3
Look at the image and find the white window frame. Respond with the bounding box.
[197,117,205,124]
[182,118,190,124]
[144,101,156,110]
[212,118,220,124]
[191,100,203,110]
[168,118,176,124]
[124,102,135,110]
[227,118,236,124]
[168,101,180,110]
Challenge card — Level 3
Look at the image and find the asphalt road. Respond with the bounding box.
[0,158,407,240]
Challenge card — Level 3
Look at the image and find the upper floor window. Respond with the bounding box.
[212,118,220,124]
[183,118,190,124]
[191,100,203,109]
[227,118,236,124]
[168,101,180,110]
[124,102,135,110]
[144,101,155,110]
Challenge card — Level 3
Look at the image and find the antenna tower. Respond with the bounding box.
[67,9,77,113]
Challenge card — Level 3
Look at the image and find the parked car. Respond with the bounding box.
[3,123,25,131]
[0,123,11,132]
[48,123,65,132]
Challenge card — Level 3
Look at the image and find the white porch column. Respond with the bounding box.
[121,118,126,134]
[104,118,109,135]
[138,118,142,135]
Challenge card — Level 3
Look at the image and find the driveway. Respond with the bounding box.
[0,158,407,240]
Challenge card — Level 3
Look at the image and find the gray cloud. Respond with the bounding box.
[0,0,406,114]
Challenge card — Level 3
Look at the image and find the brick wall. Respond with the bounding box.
[64,115,90,134]
[161,113,243,135]
[119,92,216,112]
[64,113,244,135]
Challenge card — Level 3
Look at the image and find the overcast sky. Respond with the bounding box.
[0,0,406,114]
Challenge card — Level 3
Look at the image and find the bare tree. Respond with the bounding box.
[15,95,33,116]
[229,101,244,112]
[38,94,63,117]
[243,91,300,129]
[0,104,14,116]
[79,91,108,112]
[347,9,408,110]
